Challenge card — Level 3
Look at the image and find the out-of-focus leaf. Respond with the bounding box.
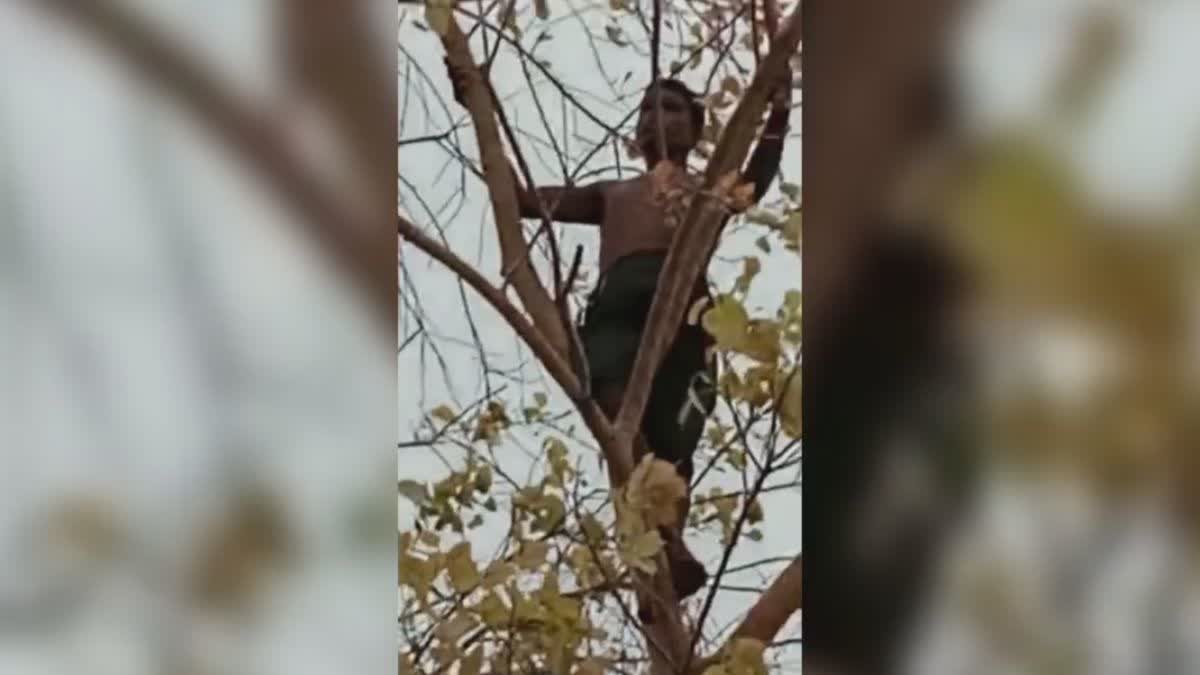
[398,480,428,506]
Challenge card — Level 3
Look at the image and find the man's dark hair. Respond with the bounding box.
[646,78,705,136]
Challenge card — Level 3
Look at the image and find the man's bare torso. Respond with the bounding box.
[597,168,701,273]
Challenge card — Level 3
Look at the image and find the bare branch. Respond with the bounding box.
[436,15,570,355]
[730,554,802,644]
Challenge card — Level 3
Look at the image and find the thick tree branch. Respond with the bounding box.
[688,555,803,674]
[612,4,802,457]
[435,16,569,356]
[30,0,396,328]
[730,554,802,643]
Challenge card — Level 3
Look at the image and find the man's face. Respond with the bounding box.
[637,86,697,156]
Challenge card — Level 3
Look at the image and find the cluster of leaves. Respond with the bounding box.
[699,250,801,439]
[401,395,717,673]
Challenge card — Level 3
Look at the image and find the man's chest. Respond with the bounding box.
[602,169,704,233]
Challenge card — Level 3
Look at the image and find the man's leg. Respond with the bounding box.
[594,380,706,622]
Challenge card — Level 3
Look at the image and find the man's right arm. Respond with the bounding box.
[507,161,609,225]
[447,60,609,226]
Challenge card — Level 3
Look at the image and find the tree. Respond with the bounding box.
[399,1,802,673]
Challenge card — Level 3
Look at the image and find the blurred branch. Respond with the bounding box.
[30,0,395,327]
[279,1,394,207]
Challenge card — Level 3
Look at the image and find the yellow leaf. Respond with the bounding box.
[728,637,768,675]
[400,552,439,601]
[424,0,454,36]
[702,295,749,351]
[478,590,509,627]
[782,210,801,250]
[580,513,607,543]
[626,456,688,527]
[436,610,475,644]
[473,464,493,492]
[460,647,484,675]
[446,542,480,593]
[482,560,516,587]
[515,540,550,571]
[620,529,663,574]
[777,369,801,437]
[430,404,457,424]
[783,289,801,313]
[741,319,782,364]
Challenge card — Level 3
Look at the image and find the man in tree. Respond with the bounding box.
[446,60,792,603]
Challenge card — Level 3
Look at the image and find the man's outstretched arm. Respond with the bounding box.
[742,74,794,204]
[506,160,610,225]
[446,57,610,226]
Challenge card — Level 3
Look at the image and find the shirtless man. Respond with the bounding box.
[447,61,792,602]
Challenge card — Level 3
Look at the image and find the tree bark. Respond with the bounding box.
[433,16,569,357]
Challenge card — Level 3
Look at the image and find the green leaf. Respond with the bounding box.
[746,529,763,542]
[781,181,800,202]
